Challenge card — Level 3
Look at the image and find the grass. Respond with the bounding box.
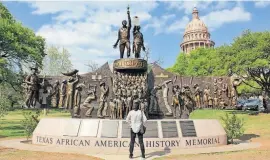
[0,108,71,138]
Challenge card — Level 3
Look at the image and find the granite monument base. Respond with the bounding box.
[32,118,227,150]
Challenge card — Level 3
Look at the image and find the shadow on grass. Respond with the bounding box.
[0,125,24,130]
[0,135,7,138]
[226,110,259,115]
[239,134,260,141]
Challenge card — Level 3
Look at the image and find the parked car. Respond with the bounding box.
[242,99,265,112]
[236,99,246,110]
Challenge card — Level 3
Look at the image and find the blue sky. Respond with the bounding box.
[3,1,270,73]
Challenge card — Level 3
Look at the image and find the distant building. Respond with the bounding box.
[180,7,215,54]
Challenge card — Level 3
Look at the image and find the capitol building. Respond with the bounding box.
[180,7,215,54]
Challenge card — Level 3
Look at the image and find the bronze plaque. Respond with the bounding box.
[180,120,197,137]
[113,58,147,71]
[161,121,178,138]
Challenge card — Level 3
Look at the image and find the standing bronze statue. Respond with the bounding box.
[73,84,84,118]
[24,66,40,108]
[172,85,183,118]
[132,25,145,58]
[109,98,116,119]
[203,86,210,108]
[97,81,109,118]
[161,79,173,116]
[51,80,60,108]
[59,80,67,108]
[193,84,202,109]
[113,6,132,58]
[149,85,162,115]
[65,74,79,109]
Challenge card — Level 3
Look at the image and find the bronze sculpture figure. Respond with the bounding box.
[59,80,67,108]
[73,84,84,118]
[51,80,60,108]
[193,84,202,109]
[203,85,210,108]
[161,79,173,116]
[97,81,108,118]
[113,6,132,58]
[65,74,79,109]
[83,88,96,117]
[132,25,145,58]
[109,98,116,119]
[172,85,183,118]
[24,66,39,108]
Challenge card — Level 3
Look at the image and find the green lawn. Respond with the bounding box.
[190,109,270,139]
[0,109,71,138]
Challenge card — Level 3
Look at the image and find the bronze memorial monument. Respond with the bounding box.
[32,6,231,151]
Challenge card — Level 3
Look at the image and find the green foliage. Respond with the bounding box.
[41,46,73,76]
[237,80,261,95]
[221,113,245,144]
[21,110,40,140]
[0,2,45,87]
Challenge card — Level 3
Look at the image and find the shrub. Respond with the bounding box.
[21,110,40,140]
[221,113,245,144]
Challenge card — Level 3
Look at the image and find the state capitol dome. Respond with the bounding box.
[180,7,215,54]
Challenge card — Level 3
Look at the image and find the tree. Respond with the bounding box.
[0,3,45,87]
[85,60,99,72]
[0,3,45,68]
[168,53,188,75]
[41,46,73,76]
[228,30,270,95]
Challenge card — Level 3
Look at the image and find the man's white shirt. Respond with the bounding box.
[126,110,147,133]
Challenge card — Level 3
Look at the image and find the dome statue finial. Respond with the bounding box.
[192,7,199,19]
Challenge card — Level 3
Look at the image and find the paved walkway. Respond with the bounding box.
[0,139,261,160]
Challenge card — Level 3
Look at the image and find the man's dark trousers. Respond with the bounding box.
[129,129,145,158]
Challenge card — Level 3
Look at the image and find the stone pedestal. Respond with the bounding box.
[32,118,227,149]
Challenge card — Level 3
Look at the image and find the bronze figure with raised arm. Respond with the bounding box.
[113,6,132,58]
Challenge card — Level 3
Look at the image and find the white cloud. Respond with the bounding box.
[144,14,176,35]
[201,6,251,31]
[165,1,214,14]
[254,1,270,8]
[166,16,190,33]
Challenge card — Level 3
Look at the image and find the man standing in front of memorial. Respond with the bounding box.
[126,101,147,160]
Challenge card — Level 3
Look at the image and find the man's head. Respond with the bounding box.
[122,20,127,26]
[133,101,139,111]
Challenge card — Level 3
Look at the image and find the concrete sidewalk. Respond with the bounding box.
[0,139,261,160]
